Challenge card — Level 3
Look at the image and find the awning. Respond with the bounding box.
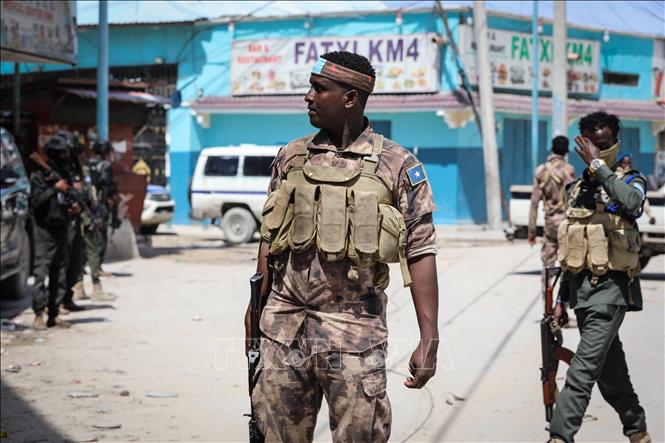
[191,90,665,121]
[58,87,171,106]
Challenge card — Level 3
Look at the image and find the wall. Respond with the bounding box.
[1,10,659,225]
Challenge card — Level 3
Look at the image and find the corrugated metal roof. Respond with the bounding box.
[76,1,388,26]
[190,90,665,120]
[76,1,665,37]
[59,87,172,105]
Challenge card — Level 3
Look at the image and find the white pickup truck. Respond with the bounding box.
[189,145,279,244]
[509,184,665,268]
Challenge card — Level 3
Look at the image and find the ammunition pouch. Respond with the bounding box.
[259,134,412,286]
[558,204,641,279]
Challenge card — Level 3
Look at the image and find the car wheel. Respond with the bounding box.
[221,207,256,245]
[2,225,31,299]
[639,255,651,270]
[140,224,159,235]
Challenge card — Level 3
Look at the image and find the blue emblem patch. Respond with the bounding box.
[406,163,427,186]
[312,57,326,75]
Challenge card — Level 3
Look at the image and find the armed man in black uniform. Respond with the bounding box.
[29,134,81,330]
[549,112,651,443]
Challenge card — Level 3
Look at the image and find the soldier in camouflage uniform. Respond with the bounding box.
[528,136,576,292]
[549,112,650,443]
[245,51,440,442]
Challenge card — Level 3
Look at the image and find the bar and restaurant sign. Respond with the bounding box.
[458,25,600,94]
[231,33,441,95]
[0,0,77,64]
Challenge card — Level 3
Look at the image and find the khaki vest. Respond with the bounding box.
[557,177,641,282]
[260,134,412,286]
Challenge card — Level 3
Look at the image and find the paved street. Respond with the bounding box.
[1,226,663,442]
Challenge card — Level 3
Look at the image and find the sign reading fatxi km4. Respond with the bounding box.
[231,34,441,95]
[459,25,600,94]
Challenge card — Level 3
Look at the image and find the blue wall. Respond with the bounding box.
[1,10,658,225]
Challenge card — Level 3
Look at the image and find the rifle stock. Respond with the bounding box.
[30,151,90,214]
[540,266,574,423]
[246,272,265,443]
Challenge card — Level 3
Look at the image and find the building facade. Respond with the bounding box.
[4,7,663,224]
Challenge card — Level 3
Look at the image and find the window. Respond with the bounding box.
[602,71,639,87]
[204,156,238,176]
[243,156,274,177]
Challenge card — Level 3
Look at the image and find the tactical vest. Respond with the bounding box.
[260,134,412,286]
[539,157,566,215]
[557,171,642,282]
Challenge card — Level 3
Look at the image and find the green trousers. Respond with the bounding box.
[550,303,647,442]
[80,227,102,284]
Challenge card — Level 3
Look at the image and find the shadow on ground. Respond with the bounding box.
[0,379,69,442]
[65,317,107,325]
[136,235,259,259]
[512,270,665,282]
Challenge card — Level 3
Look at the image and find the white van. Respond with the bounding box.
[190,145,279,244]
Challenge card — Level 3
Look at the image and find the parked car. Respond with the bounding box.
[509,183,665,268]
[190,145,279,244]
[1,127,33,298]
[140,184,175,234]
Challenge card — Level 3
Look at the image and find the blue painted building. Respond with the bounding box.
[4,6,664,224]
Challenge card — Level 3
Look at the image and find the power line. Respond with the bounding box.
[605,0,639,33]
[631,1,665,22]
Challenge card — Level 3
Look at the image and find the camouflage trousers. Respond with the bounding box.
[541,212,565,293]
[252,336,391,443]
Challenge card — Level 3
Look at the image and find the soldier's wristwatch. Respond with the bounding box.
[589,158,606,174]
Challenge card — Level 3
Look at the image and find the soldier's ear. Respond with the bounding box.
[343,89,359,109]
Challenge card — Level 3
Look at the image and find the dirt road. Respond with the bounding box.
[1,226,663,442]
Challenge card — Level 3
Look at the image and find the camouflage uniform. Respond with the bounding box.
[529,154,575,291]
[254,122,437,442]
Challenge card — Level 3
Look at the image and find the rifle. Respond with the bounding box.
[540,266,574,422]
[29,151,92,216]
[245,272,265,443]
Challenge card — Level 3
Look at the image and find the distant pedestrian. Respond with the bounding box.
[528,135,576,292]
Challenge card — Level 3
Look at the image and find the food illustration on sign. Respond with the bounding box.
[510,66,525,84]
[497,64,508,84]
[412,68,426,77]
[388,67,403,78]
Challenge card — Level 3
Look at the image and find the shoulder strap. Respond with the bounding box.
[292,133,317,169]
[361,134,383,174]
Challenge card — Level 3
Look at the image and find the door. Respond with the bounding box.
[501,118,548,192]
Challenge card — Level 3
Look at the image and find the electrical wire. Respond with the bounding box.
[605,1,640,34]
[628,1,665,23]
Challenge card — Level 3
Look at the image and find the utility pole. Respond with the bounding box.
[12,63,20,140]
[473,1,502,229]
[97,0,109,141]
[552,1,567,136]
[531,1,539,172]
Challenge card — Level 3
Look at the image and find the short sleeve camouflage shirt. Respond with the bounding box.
[260,121,437,353]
